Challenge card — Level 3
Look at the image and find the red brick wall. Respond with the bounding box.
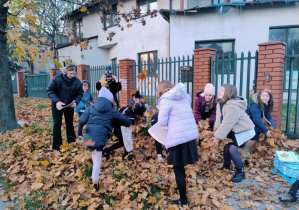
[257,41,286,130]
[193,48,217,109]
[49,68,59,80]
[77,65,89,81]
[16,71,26,98]
[119,59,135,106]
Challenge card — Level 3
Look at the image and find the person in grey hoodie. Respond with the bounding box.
[212,84,255,183]
[75,80,94,138]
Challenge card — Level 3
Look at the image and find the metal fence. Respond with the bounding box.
[132,55,194,107]
[86,64,119,99]
[211,51,258,102]
[25,74,49,99]
[282,51,299,137]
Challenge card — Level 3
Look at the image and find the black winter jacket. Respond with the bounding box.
[79,97,131,149]
[47,73,83,105]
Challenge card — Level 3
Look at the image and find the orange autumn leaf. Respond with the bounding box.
[138,72,146,81]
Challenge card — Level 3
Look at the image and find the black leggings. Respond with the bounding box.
[173,166,187,202]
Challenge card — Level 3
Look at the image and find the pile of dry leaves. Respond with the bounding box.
[0,97,298,210]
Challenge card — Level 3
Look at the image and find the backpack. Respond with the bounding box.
[279,180,299,202]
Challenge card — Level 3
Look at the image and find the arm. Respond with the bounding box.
[79,108,90,127]
[214,105,240,139]
[74,83,83,105]
[112,110,132,127]
[157,99,171,127]
[214,103,221,129]
[90,93,94,104]
[194,98,203,123]
[47,78,60,103]
[250,103,268,133]
[265,110,275,128]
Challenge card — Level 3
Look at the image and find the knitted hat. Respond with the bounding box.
[134,103,147,116]
[134,91,141,99]
[98,87,113,101]
[203,83,215,96]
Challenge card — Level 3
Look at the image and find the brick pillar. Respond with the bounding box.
[257,41,286,130]
[119,58,135,106]
[49,68,59,80]
[77,64,89,81]
[193,48,217,108]
[16,71,26,98]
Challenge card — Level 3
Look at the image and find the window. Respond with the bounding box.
[195,40,235,73]
[105,4,118,28]
[138,51,157,73]
[212,0,245,4]
[137,0,157,16]
[269,26,299,89]
[75,19,83,39]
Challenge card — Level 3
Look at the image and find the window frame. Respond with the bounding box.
[137,0,157,17]
[195,39,235,74]
[75,19,83,39]
[138,50,158,74]
[103,3,118,28]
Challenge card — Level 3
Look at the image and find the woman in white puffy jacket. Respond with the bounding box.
[157,80,199,207]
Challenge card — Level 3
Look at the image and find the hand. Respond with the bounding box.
[71,102,77,108]
[212,137,219,147]
[90,102,94,106]
[162,126,168,131]
[99,74,106,82]
[112,75,118,82]
[266,130,272,138]
[198,121,202,128]
[56,101,65,110]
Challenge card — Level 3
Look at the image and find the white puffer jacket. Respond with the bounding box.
[157,83,199,149]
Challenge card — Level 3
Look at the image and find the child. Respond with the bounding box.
[212,84,255,183]
[78,87,131,190]
[103,101,147,160]
[244,89,275,152]
[156,80,199,206]
[47,63,83,151]
[194,83,217,129]
[129,90,144,106]
[96,66,121,109]
[75,80,94,138]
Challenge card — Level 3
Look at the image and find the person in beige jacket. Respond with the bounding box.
[212,84,255,183]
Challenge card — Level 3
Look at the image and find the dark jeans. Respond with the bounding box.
[113,94,119,109]
[52,102,76,150]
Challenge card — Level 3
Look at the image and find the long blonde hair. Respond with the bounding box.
[156,80,174,101]
[217,84,238,104]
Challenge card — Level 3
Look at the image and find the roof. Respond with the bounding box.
[159,0,299,21]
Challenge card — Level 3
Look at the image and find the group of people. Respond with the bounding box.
[47,63,275,207]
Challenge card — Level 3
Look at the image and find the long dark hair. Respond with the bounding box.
[257,89,274,112]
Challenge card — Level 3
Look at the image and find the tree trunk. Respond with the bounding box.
[0,1,19,132]
[29,60,34,74]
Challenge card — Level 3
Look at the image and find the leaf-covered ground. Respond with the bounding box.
[0,97,298,210]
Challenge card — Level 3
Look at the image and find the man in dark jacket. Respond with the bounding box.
[47,63,83,151]
[96,66,121,109]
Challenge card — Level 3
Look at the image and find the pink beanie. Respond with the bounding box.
[203,83,215,96]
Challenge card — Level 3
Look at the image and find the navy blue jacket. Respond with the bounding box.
[47,73,83,105]
[246,100,275,134]
[79,97,131,149]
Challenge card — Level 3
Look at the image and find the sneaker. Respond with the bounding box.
[232,171,245,183]
[171,199,188,206]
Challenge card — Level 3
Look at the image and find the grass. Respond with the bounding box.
[0,171,14,193]
[21,191,49,210]
[36,103,47,109]
[48,115,53,133]
[111,172,126,180]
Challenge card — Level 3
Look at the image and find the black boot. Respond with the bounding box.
[103,149,110,160]
[232,169,245,183]
[220,162,231,171]
[94,183,99,191]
